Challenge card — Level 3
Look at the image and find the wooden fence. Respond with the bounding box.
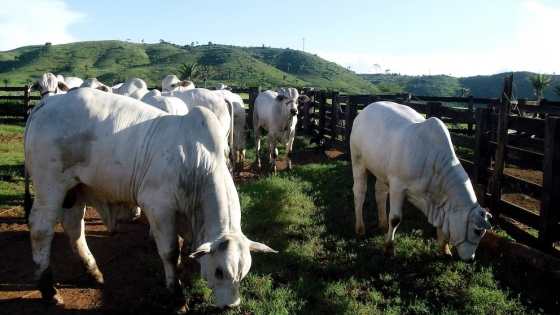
[2,85,559,255]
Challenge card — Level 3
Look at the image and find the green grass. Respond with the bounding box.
[1,119,558,314]
[0,117,26,212]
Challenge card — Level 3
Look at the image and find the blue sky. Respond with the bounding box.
[0,0,558,77]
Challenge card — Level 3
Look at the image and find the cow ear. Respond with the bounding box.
[58,81,70,91]
[98,85,109,92]
[470,212,492,230]
[180,80,192,87]
[298,95,310,103]
[226,87,232,91]
[190,242,212,259]
[28,82,40,92]
[247,239,278,253]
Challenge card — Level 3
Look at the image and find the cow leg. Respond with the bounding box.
[383,186,405,255]
[436,227,452,258]
[149,211,185,310]
[352,161,368,239]
[254,128,262,168]
[375,180,389,233]
[267,133,278,174]
[59,193,103,286]
[285,136,295,171]
[28,199,63,304]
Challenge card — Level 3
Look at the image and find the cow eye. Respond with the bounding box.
[215,268,224,280]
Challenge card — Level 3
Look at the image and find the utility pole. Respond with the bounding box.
[301,38,305,52]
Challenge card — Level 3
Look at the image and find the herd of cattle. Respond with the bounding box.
[20,73,492,310]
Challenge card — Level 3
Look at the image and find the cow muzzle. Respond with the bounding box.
[290,109,297,116]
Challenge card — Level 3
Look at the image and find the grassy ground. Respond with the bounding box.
[1,117,559,314]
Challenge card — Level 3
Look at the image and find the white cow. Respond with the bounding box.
[162,88,234,167]
[115,78,148,97]
[24,89,277,310]
[162,75,194,92]
[253,88,309,173]
[80,78,111,92]
[140,89,189,115]
[214,89,246,169]
[215,83,231,91]
[56,75,83,89]
[350,101,492,261]
[28,73,69,99]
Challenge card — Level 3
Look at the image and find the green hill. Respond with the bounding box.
[0,41,378,94]
[1,40,558,100]
[361,72,560,101]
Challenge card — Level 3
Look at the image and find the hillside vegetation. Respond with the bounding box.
[361,72,560,101]
[0,41,377,94]
[1,40,558,100]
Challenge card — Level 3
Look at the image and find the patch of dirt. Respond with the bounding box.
[0,144,550,313]
[0,134,23,144]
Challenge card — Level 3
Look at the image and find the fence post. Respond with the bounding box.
[24,87,31,121]
[489,73,513,221]
[247,86,261,130]
[538,116,560,250]
[301,87,315,135]
[331,91,340,142]
[318,91,326,140]
[344,95,356,149]
[472,108,491,207]
[468,96,474,135]
[426,101,442,119]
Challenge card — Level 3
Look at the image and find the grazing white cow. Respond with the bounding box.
[253,88,309,173]
[162,88,234,167]
[162,75,194,92]
[214,89,246,169]
[80,78,111,92]
[24,89,277,310]
[140,89,189,115]
[350,101,492,261]
[28,73,69,99]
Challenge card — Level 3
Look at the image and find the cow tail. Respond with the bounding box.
[225,98,235,168]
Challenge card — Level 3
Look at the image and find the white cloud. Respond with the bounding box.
[0,0,86,51]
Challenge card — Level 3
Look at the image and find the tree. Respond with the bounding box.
[554,84,560,97]
[178,62,201,81]
[458,87,470,97]
[526,73,552,101]
[372,63,381,73]
[3,78,11,87]
[200,65,217,88]
[385,69,391,74]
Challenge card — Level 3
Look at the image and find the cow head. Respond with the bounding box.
[162,74,194,92]
[190,234,277,309]
[445,206,492,260]
[275,88,310,117]
[80,78,111,92]
[28,73,69,99]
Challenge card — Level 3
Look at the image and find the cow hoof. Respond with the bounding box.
[355,224,366,239]
[43,293,64,305]
[438,244,453,259]
[87,268,104,287]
